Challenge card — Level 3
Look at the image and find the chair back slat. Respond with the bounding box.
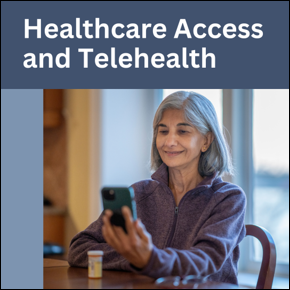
[245,225,276,289]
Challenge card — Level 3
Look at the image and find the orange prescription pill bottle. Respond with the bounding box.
[87,251,103,279]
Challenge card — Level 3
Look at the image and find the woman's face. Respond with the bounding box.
[156,109,210,171]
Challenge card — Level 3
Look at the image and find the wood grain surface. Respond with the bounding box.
[43,259,248,289]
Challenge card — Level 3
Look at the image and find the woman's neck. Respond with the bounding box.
[168,164,204,206]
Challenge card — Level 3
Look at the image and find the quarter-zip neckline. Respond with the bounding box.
[164,183,211,248]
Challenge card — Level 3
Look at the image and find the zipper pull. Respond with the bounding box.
[175,207,178,214]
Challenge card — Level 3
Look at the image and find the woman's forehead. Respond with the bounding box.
[159,109,189,124]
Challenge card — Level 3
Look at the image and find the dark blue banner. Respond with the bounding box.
[1,1,289,88]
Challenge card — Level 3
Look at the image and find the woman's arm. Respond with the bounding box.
[67,212,128,269]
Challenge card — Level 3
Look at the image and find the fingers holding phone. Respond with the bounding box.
[102,206,152,269]
[101,187,152,268]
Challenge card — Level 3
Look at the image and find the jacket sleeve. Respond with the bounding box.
[67,211,129,270]
[128,188,246,278]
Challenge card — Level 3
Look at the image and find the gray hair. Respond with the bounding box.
[151,91,233,177]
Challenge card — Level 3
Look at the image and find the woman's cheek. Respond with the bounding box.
[156,136,162,150]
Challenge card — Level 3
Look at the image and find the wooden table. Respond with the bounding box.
[43,259,248,289]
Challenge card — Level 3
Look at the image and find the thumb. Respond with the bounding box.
[135,219,150,242]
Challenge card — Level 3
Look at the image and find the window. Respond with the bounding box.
[221,89,289,277]
[253,90,289,265]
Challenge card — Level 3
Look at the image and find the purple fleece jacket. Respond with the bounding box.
[68,163,246,285]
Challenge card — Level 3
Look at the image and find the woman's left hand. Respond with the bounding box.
[102,206,153,269]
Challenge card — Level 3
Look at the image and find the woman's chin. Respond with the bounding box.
[164,159,185,169]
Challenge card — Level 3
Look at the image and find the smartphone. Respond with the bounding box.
[101,187,137,233]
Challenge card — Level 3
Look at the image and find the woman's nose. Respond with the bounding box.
[164,133,178,147]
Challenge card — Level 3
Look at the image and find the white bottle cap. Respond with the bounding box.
[87,251,104,256]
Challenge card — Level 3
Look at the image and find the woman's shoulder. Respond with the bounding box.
[130,178,161,203]
[212,177,246,203]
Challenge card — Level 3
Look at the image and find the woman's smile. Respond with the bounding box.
[164,150,184,157]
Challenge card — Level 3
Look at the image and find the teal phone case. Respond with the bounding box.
[101,187,137,233]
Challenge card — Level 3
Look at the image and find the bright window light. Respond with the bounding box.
[253,89,289,264]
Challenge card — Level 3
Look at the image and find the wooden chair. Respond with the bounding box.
[245,225,276,289]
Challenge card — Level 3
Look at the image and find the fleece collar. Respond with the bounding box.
[151,163,220,190]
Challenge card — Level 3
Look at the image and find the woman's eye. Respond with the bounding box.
[159,130,168,134]
[179,130,187,134]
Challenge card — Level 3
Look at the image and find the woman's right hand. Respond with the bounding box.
[102,206,153,269]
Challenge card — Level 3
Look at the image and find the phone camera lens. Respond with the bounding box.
[102,189,115,201]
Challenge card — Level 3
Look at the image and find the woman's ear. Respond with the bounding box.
[202,132,214,152]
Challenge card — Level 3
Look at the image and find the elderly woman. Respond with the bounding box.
[68,91,246,285]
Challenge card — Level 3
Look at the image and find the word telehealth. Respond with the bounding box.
[23,18,263,69]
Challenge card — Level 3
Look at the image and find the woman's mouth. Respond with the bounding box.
[164,150,184,157]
